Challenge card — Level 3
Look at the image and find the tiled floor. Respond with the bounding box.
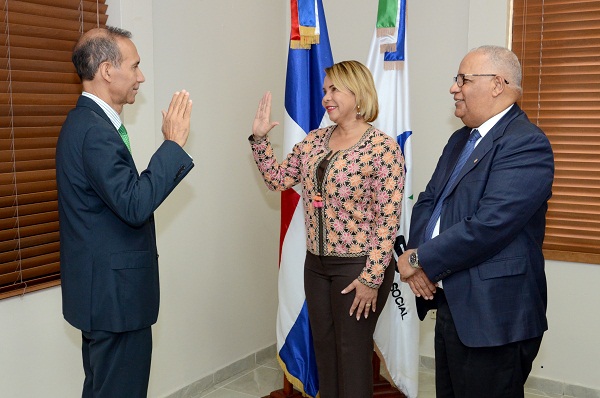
[191,356,569,398]
[193,357,283,397]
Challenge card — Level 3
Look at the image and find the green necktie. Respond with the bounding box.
[117,124,132,153]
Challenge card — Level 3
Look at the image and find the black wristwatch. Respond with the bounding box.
[408,249,421,269]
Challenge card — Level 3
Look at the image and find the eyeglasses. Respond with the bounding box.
[453,74,510,87]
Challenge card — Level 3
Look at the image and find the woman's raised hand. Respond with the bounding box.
[252,91,279,139]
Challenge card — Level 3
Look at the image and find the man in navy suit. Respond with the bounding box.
[56,26,193,397]
[397,46,554,397]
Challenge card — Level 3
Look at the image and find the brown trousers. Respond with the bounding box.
[304,251,395,398]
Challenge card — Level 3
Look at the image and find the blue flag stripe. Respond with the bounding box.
[397,130,412,155]
[278,303,319,396]
[383,0,406,62]
[285,0,333,134]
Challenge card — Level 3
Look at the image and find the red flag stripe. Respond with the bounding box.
[279,188,301,266]
[290,0,301,42]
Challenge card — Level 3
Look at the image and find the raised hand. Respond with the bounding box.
[252,91,279,139]
[162,90,193,147]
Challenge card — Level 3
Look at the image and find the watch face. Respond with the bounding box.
[409,252,417,265]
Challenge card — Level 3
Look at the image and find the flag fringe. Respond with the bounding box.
[277,355,319,397]
[376,27,396,37]
[290,40,311,50]
[383,60,405,71]
[299,25,316,37]
[301,34,320,46]
[380,43,397,53]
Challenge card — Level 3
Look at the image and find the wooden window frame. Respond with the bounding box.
[1,0,108,300]
[512,0,600,264]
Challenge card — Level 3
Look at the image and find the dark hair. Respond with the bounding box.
[72,26,132,81]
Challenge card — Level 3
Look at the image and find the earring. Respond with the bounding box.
[356,105,362,119]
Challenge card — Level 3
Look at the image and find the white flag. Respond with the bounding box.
[369,1,420,396]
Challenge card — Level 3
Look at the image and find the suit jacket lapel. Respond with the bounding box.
[76,95,135,164]
[446,104,524,194]
[435,128,470,202]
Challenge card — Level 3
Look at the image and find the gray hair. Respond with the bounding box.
[72,26,132,81]
[470,45,522,96]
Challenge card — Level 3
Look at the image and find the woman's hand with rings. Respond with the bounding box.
[342,279,378,321]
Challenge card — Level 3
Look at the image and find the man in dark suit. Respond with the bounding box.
[56,26,193,397]
[397,45,554,398]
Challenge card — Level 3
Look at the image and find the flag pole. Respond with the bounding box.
[370,1,420,397]
[269,0,331,396]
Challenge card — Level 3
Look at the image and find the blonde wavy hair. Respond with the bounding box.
[324,60,379,122]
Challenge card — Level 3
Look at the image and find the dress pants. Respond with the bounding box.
[81,327,152,398]
[304,251,395,398]
[434,290,543,398]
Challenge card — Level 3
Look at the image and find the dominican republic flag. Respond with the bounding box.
[276,0,333,396]
[369,1,420,397]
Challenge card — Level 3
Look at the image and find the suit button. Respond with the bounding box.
[175,165,185,180]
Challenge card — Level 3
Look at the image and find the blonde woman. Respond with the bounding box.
[250,60,404,397]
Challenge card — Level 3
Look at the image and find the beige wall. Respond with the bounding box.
[120,0,286,395]
[0,1,598,396]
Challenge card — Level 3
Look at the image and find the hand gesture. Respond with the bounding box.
[397,249,436,300]
[405,269,436,300]
[397,249,418,280]
[342,279,378,320]
[252,91,279,139]
[162,90,193,147]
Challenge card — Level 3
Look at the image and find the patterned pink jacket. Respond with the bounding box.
[251,124,405,288]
